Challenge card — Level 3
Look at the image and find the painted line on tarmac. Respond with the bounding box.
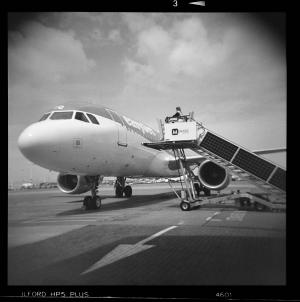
[25,215,187,225]
[23,219,39,224]
[26,219,105,224]
[23,218,101,224]
[226,211,246,221]
[23,214,106,224]
[206,211,220,222]
[81,225,178,275]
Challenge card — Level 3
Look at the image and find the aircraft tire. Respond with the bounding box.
[180,201,191,211]
[93,196,102,209]
[124,185,132,197]
[83,196,92,210]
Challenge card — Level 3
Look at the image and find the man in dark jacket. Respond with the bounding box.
[172,107,183,118]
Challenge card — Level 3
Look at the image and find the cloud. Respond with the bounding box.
[88,28,123,45]
[121,13,158,34]
[8,20,98,126]
[108,29,122,43]
[136,25,171,58]
[169,18,235,76]
[89,28,104,41]
[122,15,236,82]
[8,21,95,85]
[121,13,285,92]
[119,14,240,104]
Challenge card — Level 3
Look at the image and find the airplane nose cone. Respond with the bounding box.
[18,122,58,167]
[18,122,64,170]
[18,124,41,160]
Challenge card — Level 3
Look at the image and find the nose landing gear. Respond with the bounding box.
[115,177,133,198]
[82,176,102,210]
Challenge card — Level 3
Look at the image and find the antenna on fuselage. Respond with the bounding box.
[54,105,65,110]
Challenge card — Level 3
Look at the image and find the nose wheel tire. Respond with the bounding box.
[124,185,132,198]
[180,201,191,211]
[83,196,101,210]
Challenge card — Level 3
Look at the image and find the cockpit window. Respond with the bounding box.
[87,113,99,125]
[50,111,73,120]
[39,113,51,121]
[75,111,89,123]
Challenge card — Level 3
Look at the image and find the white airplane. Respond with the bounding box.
[18,105,285,210]
[21,182,34,189]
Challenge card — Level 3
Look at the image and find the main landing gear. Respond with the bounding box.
[83,176,102,210]
[115,177,133,198]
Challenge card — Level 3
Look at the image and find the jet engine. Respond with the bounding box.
[57,173,93,194]
[197,160,230,190]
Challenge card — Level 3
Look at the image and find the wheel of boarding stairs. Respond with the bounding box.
[180,201,191,211]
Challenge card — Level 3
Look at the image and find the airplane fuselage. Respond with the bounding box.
[18,106,178,178]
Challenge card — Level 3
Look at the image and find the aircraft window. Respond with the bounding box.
[39,113,51,121]
[107,110,123,125]
[50,111,73,120]
[75,112,89,123]
[87,113,99,125]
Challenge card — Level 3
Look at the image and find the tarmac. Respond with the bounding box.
[8,182,286,286]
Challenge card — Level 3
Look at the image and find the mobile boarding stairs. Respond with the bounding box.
[143,113,286,212]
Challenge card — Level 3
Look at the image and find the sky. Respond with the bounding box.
[8,12,286,185]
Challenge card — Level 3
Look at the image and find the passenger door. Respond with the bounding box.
[117,126,127,147]
[106,109,128,147]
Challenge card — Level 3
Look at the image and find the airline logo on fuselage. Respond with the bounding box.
[122,115,160,142]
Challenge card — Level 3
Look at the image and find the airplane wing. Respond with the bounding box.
[252,147,286,155]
